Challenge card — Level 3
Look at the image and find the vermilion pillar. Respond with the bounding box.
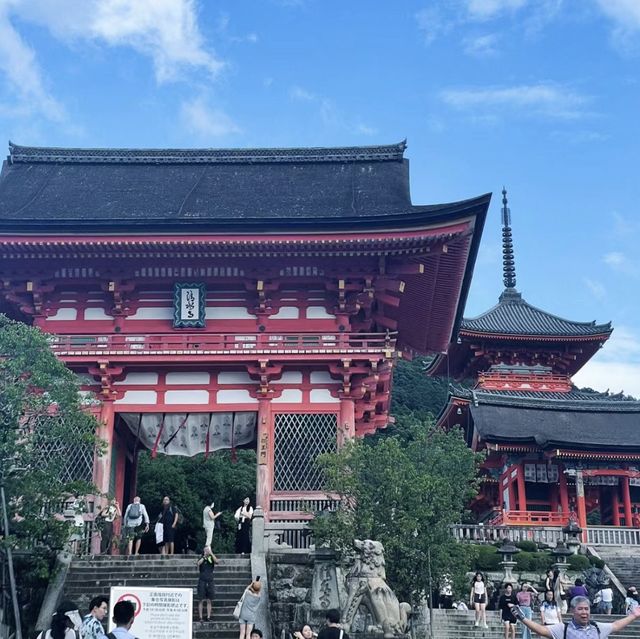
[516,465,527,511]
[576,470,588,530]
[559,468,570,515]
[622,476,633,526]
[338,397,355,447]
[256,398,273,516]
[612,488,621,526]
[94,399,115,495]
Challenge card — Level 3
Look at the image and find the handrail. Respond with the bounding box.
[49,331,397,356]
[450,523,565,546]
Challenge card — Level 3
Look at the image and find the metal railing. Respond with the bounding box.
[49,331,396,357]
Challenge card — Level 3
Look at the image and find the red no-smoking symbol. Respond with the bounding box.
[117,593,142,617]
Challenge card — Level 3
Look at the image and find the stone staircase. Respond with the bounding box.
[62,554,251,639]
[431,610,640,638]
[595,546,640,591]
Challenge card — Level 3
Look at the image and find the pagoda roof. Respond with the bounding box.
[460,288,612,338]
[0,141,490,232]
[438,386,640,451]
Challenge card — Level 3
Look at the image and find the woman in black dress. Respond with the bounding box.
[498,583,517,639]
[234,497,253,554]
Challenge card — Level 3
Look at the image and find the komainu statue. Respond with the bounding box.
[342,539,411,638]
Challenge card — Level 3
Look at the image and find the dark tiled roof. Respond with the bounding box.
[0,141,491,231]
[471,399,640,450]
[460,288,611,338]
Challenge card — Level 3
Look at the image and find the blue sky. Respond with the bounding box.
[0,0,638,395]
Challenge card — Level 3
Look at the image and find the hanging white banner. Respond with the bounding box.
[121,411,257,456]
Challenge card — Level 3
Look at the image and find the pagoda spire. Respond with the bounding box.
[501,187,516,289]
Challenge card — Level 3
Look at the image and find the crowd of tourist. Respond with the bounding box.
[445,569,640,638]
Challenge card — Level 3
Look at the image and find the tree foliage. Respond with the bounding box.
[0,315,101,552]
[310,413,482,602]
[136,448,256,553]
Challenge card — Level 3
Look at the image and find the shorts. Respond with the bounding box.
[239,618,255,625]
[473,594,486,604]
[198,578,214,599]
[125,524,146,541]
[598,602,612,613]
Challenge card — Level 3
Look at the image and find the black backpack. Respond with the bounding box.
[563,621,600,638]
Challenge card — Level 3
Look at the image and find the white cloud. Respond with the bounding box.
[583,277,606,300]
[180,96,241,138]
[594,0,640,31]
[440,83,590,119]
[466,0,528,20]
[603,251,626,266]
[289,85,376,136]
[603,251,638,276]
[6,0,223,84]
[0,3,65,122]
[574,325,640,398]
[574,361,640,398]
[289,86,316,101]
[415,6,451,43]
[463,33,499,56]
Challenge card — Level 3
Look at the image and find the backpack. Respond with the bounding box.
[563,621,600,638]
[128,502,141,520]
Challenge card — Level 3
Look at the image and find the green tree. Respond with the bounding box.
[0,315,101,552]
[136,448,256,553]
[310,413,481,602]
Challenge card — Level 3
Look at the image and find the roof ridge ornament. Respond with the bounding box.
[501,187,517,289]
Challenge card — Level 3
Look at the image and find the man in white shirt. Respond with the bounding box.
[513,595,640,638]
[122,496,149,556]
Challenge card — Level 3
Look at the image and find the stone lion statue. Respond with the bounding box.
[342,539,411,638]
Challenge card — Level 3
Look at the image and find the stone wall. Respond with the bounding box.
[268,551,315,638]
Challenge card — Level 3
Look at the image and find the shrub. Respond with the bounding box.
[568,554,591,571]
[474,545,501,571]
[515,551,551,572]
[589,556,605,569]
[515,540,538,553]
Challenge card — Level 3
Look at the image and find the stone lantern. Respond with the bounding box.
[562,519,583,555]
[496,539,520,583]
[551,540,573,585]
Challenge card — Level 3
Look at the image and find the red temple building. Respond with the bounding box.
[0,141,490,540]
[433,190,640,532]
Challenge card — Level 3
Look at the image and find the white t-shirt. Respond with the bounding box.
[600,587,613,603]
[548,621,614,639]
[541,602,560,624]
[474,581,486,595]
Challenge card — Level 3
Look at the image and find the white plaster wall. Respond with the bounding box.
[273,389,303,403]
[48,308,78,321]
[274,371,303,384]
[307,306,336,319]
[206,306,256,319]
[113,372,159,386]
[216,389,258,404]
[116,390,158,404]
[218,371,256,385]
[270,306,300,319]
[165,390,210,404]
[166,372,210,385]
[310,389,339,403]
[84,307,113,320]
[310,371,338,384]
[128,307,174,320]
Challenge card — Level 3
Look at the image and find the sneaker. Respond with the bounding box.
[474,621,479,627]
[483,623,489,629]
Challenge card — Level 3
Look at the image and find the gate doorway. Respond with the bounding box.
[110,411,257,554]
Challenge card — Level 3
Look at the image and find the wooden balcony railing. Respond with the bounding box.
[48,331,396,357]
[490,510,571,526]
